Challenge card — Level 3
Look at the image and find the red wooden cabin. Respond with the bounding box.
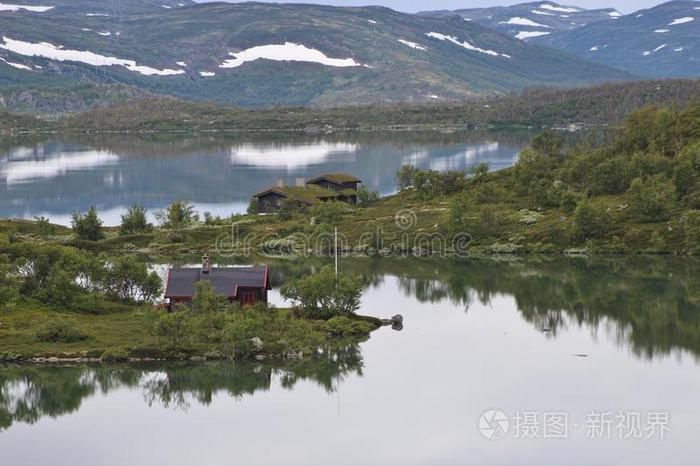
[164,257,270,310]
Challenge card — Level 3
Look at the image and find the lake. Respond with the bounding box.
[0,130,530,225]
[2,256,699,465]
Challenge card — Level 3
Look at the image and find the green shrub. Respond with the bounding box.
[101,255,162,303]
[559,189,582,214]
[0,260,19,307]
[573,200,612,239]
[310,201,348,225]
[627,176,672,223]
[685,210,700,253]
[278,199,307,220]
[120,204,152,235]
[33,216,56,237]
[516,209,544,225]
[151,310,190,346]
[35,321,88,343]
[396,165,418,191]
[156,201,198,228]
[472,182,506,203]
[71,206,104,241]
[324,316,374,336]
[281,265,363,319]
[356,187,380,205]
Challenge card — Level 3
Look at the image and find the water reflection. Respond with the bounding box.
[202,255,700,360]
[0,343,363,430]
[229,142,359,168]
[381,257,700,360]
[0,131,530,224]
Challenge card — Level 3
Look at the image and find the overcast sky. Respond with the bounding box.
[196,1,688,14]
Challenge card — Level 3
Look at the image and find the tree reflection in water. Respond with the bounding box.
[0,343,363,430]
[3,256,700,430]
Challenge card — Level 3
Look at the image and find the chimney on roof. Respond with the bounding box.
[202,255,211,274]
[277,179,285,187]
[296,177,305,187]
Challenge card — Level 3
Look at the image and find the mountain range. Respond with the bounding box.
[0,1,697,111]
[534,1,700,77]
[420,2,623,40]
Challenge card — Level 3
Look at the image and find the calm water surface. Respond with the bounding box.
[0,131,529,225]
[2,257,699,465]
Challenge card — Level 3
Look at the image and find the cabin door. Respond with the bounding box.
[241,291,256,306]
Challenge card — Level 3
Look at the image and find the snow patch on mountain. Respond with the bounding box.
[219,43,364,69]
[399,39,426,51]
[0,3,53,12]
[199,71,215,77]
[654,29,670,33]
[500,17,550,28]
[426,32,508,57]
[515,31,551,40]
[538,4,580,13]
[669,17,694,26]
[531,9,555,16]
[642,44,666,56]
[0,57,30,69]
[609,11,622,18]
[0,36,186,76]
[176,61,187,67]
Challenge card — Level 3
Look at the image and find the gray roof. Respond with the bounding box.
[165,266,268,298]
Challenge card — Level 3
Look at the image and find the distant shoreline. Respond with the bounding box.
[2,79,698,134]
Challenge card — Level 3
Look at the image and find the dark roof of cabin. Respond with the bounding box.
[306,173,362,184]
[254,185,340,204]
[165,266,268,298]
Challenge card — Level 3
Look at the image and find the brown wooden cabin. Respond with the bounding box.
[254,173,362,214]
[306,173,361,192]
[164,257,270,310]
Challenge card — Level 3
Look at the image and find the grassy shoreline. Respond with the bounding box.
[0,300,384,363]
